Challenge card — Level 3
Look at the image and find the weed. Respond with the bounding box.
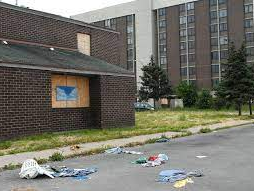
[49,152,64,161]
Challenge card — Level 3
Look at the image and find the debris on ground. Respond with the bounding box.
[19,159,97,180]
[174,178,194,188]
[133,154,169,167]
[156,138,171,143]
[196,155,208,159]
[157,169,203,187]
[70,145,81,151]
[105,147,143,155]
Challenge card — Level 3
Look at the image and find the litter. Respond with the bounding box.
[105,147,143,155]
[156,138,171,143]
[174,178,194,188]
[196,156,207,159]
[158,169,203,183]
[132,154,169,167]
[19,159,54,179]
[19,159,97,180]
[70,145,81,151]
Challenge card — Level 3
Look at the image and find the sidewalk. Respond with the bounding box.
[0,120,253,168]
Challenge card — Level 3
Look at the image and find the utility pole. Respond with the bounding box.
[15,0,18,6]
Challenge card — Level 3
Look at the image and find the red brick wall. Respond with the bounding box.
[0,5,120,65]
[0,67,135,140]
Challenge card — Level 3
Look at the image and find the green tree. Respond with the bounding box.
[176,81,197,107]
[217,43,252,116]
[139,56,172,107]
[196,89,213,109]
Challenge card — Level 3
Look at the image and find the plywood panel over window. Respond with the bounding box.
[52,75,90,108]
[77,33,91,55]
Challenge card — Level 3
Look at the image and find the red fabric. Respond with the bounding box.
[148,156,158,161]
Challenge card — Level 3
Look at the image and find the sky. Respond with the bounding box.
[1,0,134,17]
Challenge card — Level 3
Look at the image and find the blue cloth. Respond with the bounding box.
[105,147,123,154]
[54,167,97,178]
[156,138,171,143]
[158,170,187,183]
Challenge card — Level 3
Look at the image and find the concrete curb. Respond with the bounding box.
[0,120,253,168]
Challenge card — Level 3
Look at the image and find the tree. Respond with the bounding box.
[247,64,254,115]
[216,43,252,116]
[139,56,172,107]
[176,81,197,107]
[196,89,213,109]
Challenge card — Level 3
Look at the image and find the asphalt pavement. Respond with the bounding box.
[1,124,254,191]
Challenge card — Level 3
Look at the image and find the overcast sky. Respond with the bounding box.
[1,0,133,17]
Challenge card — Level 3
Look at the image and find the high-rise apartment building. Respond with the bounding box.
[72,0,254,89]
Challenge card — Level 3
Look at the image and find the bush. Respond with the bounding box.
[196,89,213,109]
[176,81,197,107]
[49,152,64,161]
[212,97,232,110]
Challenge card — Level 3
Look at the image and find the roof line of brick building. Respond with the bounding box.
[0,2,119,34]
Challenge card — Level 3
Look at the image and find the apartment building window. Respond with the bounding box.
[211,38,218,46]
[245,19,253,28]
[187,2,194,10]
[188,41,195,49]
[179,4,185,12]
[212,64,220,74]
[220,50,228,59]
[105,19,111,28]
[189,67,196,75]
[180,16,187,24]
[212,79,220,88]
[246,33,254,42]
[212,51,219,60]
[219,23,228,31]
[189,54,195,62]
[219,9,227,18]
[210,0,217,6]
[210,25,218,33]
[180,55,187,63]
[245,4,253,13]
[160,57,167,65]
[247,47,254,56]
[188,15,195,23]
[181,67,187,76]
[180,42,186,50]
[210,11,217,19]
[188,28,195,36]
[159,20,166,28]
[219,0,227,4]
[219,36,228,45]
[159,32,166,44]
[180,29,187,37]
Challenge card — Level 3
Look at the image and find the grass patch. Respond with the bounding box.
[0,109,252,156]
[199,128,212,134]
[49,152,64,162]
[2,163,22,171]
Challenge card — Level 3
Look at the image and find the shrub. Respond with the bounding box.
[176,81,197,107]
[196,89,213,109]
[49,152,64,161]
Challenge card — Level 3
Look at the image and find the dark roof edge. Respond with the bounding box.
[0,2,120,34]
[0,63,135,78]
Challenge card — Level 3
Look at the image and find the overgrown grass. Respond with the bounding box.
[0,109,252,156]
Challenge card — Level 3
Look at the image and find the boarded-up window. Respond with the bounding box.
[77,33,91,55]
[52,75,90,108]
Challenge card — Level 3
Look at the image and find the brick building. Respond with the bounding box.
[72,0,254,89]
[0,2,135,140]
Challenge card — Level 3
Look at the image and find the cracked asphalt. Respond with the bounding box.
[1,124,254,191]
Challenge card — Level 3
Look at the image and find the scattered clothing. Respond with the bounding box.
[156,138,171,143]
[132,154,169,167]
[105,147,143,155]
[174,178,194,188]
[158,169,203,183]
[132,157,148,164]
[19,159,97,180]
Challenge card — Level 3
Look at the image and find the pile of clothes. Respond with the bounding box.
[133,154,169,167]
[157,169,203,188]
[19,159,97,180]
[105,147,143,155]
